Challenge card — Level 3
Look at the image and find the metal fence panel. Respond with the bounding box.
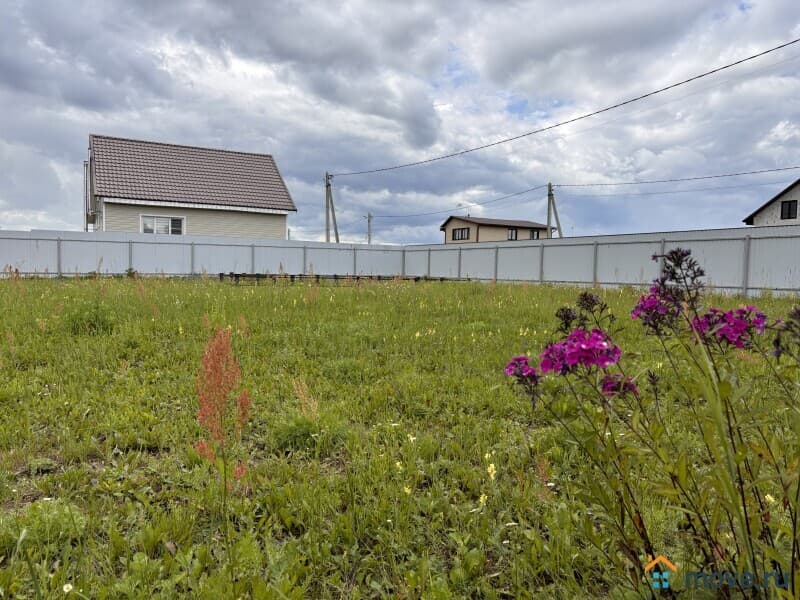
[667,240,745,291]
[403,250,429,277]
[460,247,496,279]
[306,246,355,275]
[132,241,192,274]
[192,243,250,275]
[429,248,459,278]
[749,237,800,291]
[597,242,661,284]
[497,245,540,281]
[255,246,303,274]
[356,248,403,276]
[542,244,594,283]
[0,237,58,274]
[62,239,128,274]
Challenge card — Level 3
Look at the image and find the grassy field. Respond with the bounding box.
[0,276,796,598]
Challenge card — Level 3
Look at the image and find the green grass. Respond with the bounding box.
[0,277,795,598]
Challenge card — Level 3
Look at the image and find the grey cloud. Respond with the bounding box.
[0,0,798,243]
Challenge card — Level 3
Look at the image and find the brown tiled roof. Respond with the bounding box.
[90,135,296,212]
[440,215,551,230]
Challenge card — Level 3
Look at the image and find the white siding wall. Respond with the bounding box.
[100,201,287,239]
[751,182,800,226]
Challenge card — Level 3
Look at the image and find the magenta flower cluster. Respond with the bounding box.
[692,305,768,348]
[540,328,622,374]
[631,283,681,331]
[505,355,538,382]
[600,373,639,398]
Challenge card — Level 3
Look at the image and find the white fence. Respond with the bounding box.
[2,225,800,294]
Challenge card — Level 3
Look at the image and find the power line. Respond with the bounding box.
[537,52,800,145]
[373,184,548,218]
[555,165,800,188]
[371,165,797,219]
[332,37,800,177]
[558,179,791,198]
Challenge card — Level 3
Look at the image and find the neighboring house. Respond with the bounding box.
[743,178,800,226]
[440,216,551,244]
[84,135,297,239]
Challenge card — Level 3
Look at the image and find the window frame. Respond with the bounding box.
[452,227,470,241]
[530,229,539,240]
[140,214,185,235]
[507,228,518,241]
[780,200,798,220]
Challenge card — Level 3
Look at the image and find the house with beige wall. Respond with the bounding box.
[743,178,800,227]
[84,135,296,238]
[440,216,551,244]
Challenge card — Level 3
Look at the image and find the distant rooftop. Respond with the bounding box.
[89,134,296,212]
[440,215,550,230]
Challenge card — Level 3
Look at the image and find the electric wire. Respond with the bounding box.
[331,37,800,177]
[369,165,798,218]
[555,166,800,188]
[557,179,792,198]
[373,184,548,218]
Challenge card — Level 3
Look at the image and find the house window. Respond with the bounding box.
[530,229,540,240]
[142,215,184,235]
[507,228,518,241]
[780,200,798,220]
[452,227,470,241]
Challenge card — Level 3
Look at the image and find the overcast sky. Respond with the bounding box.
[1,0,799,243]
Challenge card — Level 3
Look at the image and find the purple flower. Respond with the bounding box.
[540,328,621,374]
[505,355,539,383]
[564,328,622,369]
[600,373,639,398]
[631,282,682,332]
[692,305,768,349]
[540,341,571,375]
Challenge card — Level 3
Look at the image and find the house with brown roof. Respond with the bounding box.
[440,216,552,244]
[743,178,800,226]
[84,135,297,239]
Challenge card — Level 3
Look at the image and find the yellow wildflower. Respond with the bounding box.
[487,463,496,481]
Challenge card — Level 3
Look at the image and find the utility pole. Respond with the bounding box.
[367,212,372,244]
[546,183,552,239]
[325,172,331,243]
[547,182,564,238]
[324,172,340,243]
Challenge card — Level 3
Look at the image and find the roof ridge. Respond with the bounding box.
[89,133,276,159]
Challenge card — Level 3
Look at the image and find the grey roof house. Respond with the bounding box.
[743,178,800,226]
[84,135,297,239]
[440,216,552,244]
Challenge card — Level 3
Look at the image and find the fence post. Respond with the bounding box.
[659,238,666,275]
[128,240,133,273]
[538,243,544,284]
[190,242,195,275]
[742,235,751,296]
[56,237,62,277]
[457,247,462,279]
[401,248,406,277]
[493,246,499,281]
[353,246,357,275]
[592,241,599,286]
[250,244,255,274]
[302,244,307,275]
[427,248,431,278]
